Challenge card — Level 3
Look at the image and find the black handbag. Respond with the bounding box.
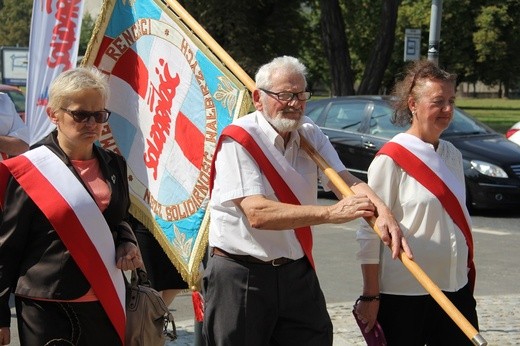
[125,268,176,345]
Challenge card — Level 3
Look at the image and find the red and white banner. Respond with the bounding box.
[25,0,85,144]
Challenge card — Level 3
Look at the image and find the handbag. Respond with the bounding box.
[125,268,176,345]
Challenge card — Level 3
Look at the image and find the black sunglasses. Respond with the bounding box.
[60,108,111,123]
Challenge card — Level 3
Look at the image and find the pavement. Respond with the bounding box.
[167,294,520,346]
[6,293,520,345]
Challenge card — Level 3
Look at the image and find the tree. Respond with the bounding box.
[357,0,399,95]
[180,0,307,78]
[318,0,354,95]
[473,1,520,98]
[0,0,32,47]
[79,13,95,56]
[387,0,481,92]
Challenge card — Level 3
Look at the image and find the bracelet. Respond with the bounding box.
[355,295,380,305]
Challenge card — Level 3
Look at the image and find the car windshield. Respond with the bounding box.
[442,108,490,136]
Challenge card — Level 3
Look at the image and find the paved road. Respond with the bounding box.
[7,200,520,345]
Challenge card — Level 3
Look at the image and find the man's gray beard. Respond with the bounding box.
[267,112,303,133]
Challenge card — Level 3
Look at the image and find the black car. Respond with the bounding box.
[305,96,520,211]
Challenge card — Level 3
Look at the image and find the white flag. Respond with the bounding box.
[25,0,85,144]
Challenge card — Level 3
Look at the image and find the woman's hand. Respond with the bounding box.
[116,242,143,270]
[0,326,10,345]
[354,300,380,333]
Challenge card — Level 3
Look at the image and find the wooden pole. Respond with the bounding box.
[299,136,487,346]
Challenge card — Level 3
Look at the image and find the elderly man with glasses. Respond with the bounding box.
[202,56,411,346]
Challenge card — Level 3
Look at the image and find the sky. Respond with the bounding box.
[84,0,103,17]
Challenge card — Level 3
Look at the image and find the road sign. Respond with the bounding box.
[404,29,421,61]
[1,47,29,86]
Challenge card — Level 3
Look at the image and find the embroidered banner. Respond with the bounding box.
[26,0,85,144]
[82,0,251,288]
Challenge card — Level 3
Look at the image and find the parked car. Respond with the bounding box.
[506,121,520,146]
[305,96,520,211]
[0,84,26,122]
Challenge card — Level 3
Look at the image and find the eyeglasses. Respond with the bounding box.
[260,88,312,101]
[60,108,111,123]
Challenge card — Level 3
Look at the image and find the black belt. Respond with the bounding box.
[211,247,295,266]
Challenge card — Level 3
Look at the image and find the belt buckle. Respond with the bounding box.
[271,258,283,267]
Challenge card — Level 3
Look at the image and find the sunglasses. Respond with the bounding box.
[60,108,111,123]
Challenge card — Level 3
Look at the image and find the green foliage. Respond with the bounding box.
[2,0,519,98]
[472,1,520,93]
[342,0,383,82]
[181,0,307,77]
[79,13,95,56]
[457,98,520,133]
[0,0,32,47]
[298,1,330,93]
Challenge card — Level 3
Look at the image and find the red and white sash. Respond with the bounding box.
[0,146,126,343]
[210,115,315,269]
[377,133,475,291]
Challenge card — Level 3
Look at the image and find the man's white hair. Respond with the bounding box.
[255,56,308,90]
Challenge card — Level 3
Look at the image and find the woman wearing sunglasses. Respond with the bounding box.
[0,67,143,345]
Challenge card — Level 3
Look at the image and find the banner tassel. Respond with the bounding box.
[192,290,204,322]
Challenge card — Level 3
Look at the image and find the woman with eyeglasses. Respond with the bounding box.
[0,67,143,345]
[355,60,479,345]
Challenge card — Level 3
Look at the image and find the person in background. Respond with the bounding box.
[130,216,188,307]
[0,92,29,158]
[355,59,479,345]
[203,55,412,346]
[0,67,143,346]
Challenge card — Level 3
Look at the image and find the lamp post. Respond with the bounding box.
[427,0,442,65]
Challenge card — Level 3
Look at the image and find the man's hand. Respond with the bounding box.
[0,326,10,345]
[327,194,375,224]
[116,242,144,270]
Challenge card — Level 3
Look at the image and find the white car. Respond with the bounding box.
[506,121,520,146]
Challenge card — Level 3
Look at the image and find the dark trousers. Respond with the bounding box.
[15,296,121,346]
[202,254,333,346]
[378,284,479,346]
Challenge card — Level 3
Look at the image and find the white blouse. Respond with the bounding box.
[357,139,470,294]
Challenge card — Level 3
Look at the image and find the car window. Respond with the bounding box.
[323,102,365,131]
[306,104,325,123]
[368,104,407,138]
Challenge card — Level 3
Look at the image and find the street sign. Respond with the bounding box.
[404,29,421,61]
[1,47,29,86]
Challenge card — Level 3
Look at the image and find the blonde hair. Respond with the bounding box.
[47,67,110,111]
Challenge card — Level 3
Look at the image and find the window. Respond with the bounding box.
[323,102,365,131]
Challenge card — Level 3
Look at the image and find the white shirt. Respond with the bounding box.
[357,138,470,294]
[0,93,29,143]
[209,111,346,261]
